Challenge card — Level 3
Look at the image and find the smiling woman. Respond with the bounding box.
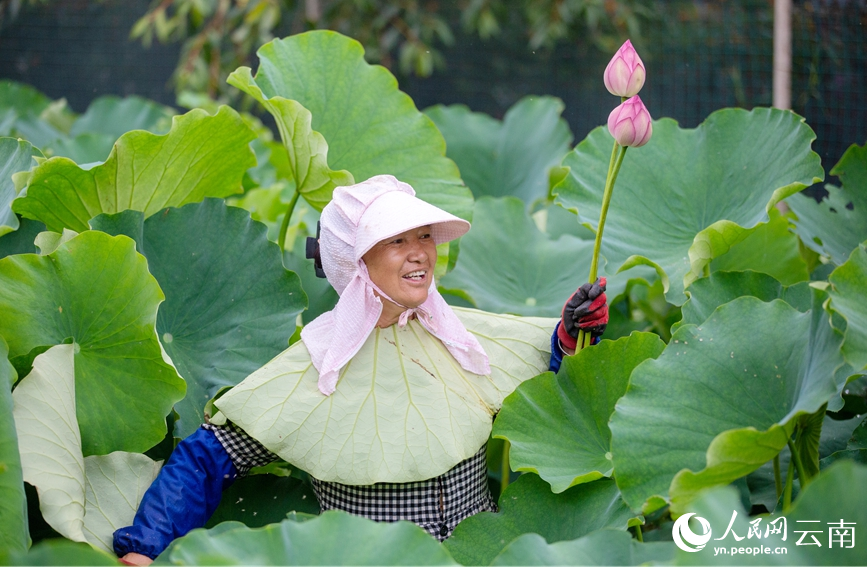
[112,175,610,564]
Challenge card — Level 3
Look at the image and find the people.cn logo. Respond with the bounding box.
[672,513,713,552]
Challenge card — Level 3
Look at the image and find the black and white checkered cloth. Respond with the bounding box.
[202,422,497,541]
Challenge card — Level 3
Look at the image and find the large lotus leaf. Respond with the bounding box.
[44,133,116,165]
[154,510,456,565]
[424,97,573,203]
[492,529,675,566]
[227,70,353,210]
[2,539,121,566]
[789,143,867,265]
[13,344,86,542]
[13,345,164,551]
[493,333,666,492]
[82,452,162,552]
[215,309,556,485]
[70,95,175,139]
[0,216,44,259]
[610,295,849,515]
[204,473,320,528]
[0,337,27,553]
[444,474,639,566]
[674,271,811,333]
[90,200,306,438]
[672,461,867,565]
[747,415,863,512]
[710,209,809,285]
[827,245,867,371]
[0,138,42,238]
[554,108,823,304]
[0,80,52,117]
[439,196,597,317]
[227,31,472,220]
[0,230,185,454]
[12,106,256,232]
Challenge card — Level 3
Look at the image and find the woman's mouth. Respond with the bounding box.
[402,270,427,282]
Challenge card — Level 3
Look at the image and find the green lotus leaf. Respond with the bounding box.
[443,474,639,566]
[493,333,666,492]
[554,108,823,304]
[45,133,116,165]
[12,344,164,549]
[673,461,867,566]
[439,196,597,317]
[0,337,27,554]
[2,538,121,566]
[228,68,353,211]
[69,95,175,139]
[12,106,256,232]
[424,97,573,203]
[491,529,675,566]
[849,417,867,450]
[747,415,863,512]
[154,510,457,566]
[215,308,556,485]
[0,217,43,259]
[789,143,867,265]
[0,80,52,118]
[0,230,185,454]
[90,199,306,438]
[533,203,597,241]
[674,271,811,333]
[204,473,320,528]
[710,209,809,285]
[827,245,867,371]
[610,294,849,514]
[0,138,42,237]
[228,31,472,220]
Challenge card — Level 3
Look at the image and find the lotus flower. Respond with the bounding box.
[607,96,652,148]
[603,40,646,97]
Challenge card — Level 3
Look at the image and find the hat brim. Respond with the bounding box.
[354,191,470,261]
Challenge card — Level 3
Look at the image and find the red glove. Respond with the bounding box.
[557,277,608,351]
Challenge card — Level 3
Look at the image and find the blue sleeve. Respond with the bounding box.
[549,321,599,374]
[550,321,565,373]
[113,427,238,559]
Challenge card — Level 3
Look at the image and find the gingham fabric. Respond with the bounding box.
[203,422,497,541]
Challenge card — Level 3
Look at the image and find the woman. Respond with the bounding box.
[114,175,607,564]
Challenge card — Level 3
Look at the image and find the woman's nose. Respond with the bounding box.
[406,239,428,262]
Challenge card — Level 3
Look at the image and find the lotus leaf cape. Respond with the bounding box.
[212,308,557,485]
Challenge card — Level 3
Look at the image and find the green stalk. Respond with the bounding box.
[634,524,644,542]
[787,437,809,488]
[783,448,795,512]
[500,440,511,497]
[277,189,301,252]
[773,454,782,501]
[577,142,627,350]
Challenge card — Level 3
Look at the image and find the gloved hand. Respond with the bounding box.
[557,277,608,351]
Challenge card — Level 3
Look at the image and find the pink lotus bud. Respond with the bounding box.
[603,40,646,97]
[607,96,653,147]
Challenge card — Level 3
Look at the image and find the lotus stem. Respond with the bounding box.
[635,524,644,542]
[501,440,511,497]
[773,454,782,501]
[278,189,301,252]
[787,437,809,488]
[783,448,795,512]
[577,141,627,350]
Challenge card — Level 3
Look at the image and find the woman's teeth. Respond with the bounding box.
[403,270,426,280]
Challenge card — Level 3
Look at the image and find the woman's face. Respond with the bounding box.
[362,225,437,308]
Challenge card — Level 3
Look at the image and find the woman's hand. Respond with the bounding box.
[120,552,153,566]
[558,277,609,352]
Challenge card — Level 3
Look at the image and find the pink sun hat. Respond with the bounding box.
[302,174,490,395]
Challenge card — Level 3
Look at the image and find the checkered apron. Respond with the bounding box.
[203,422,497,541]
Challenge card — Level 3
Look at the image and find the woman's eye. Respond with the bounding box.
[420,233,431,240]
